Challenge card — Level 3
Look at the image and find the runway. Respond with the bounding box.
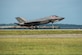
[0,34,82,38]
[0,27,82,30]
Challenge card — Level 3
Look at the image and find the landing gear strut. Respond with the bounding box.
[51,22,54,29]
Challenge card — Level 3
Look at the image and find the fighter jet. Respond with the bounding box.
[15,15,64,28]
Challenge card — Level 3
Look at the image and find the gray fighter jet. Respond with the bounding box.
[15,15,64,28]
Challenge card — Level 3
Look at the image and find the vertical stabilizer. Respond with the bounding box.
[16,17,27,23]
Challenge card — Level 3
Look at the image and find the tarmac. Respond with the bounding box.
[0,34,82,38]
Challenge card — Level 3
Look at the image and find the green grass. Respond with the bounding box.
[0,38,82,55]
[0,30,82,35]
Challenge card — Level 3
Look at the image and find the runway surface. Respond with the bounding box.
[0,34,82,38]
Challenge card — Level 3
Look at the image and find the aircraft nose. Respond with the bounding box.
[61,18,64,20]
[59,17,64,21]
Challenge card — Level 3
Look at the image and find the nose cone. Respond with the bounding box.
[61,18,64,20]
[59,17,64,21]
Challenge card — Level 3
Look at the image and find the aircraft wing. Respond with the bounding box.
[24,21,42,26]
[25,21,40,24]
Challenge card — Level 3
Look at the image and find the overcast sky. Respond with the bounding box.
[0,0,82,25]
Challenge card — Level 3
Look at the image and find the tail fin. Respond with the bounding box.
[16,17,27,23]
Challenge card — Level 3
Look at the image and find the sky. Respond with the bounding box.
[0,0,82,25]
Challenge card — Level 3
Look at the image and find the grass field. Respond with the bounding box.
[0,38,82,55]
[0,30,82,35]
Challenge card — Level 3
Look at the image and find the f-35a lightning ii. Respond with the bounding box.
[15,15,64,29]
